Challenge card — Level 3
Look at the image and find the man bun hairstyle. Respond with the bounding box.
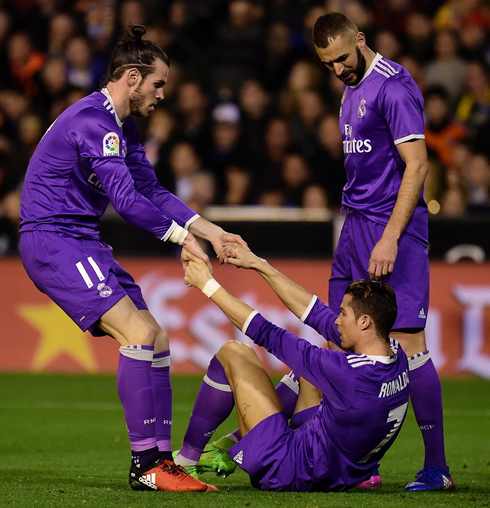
[345,280,397,341]
[313,12,358,49]
[102,24,170,86]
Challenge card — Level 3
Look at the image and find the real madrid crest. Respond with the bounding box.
[357,98,367,118]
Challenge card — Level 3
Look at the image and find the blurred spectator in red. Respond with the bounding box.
[459,12,490,61]
[433,0,488,32]
[7,32,45,97]
[424,86,469,168]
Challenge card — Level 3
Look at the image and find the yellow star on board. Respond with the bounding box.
[18,302,97,372]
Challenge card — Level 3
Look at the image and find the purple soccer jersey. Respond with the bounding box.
[230,299,409,492]
[339,53,428,243]
[20,88,198,240]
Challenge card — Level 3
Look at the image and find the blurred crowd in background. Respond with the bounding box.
[0,0,489,255]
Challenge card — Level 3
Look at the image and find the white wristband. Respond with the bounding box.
[168,224,188,245]
[202,278,221,298]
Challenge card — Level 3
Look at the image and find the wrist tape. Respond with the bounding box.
[202,278,221,298]
[168,224,188,245]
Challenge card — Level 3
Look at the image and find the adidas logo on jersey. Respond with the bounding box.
[138,472,157,490]
[233,450,244,465]
[418,308,426,319]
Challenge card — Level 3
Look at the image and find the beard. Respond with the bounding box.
[129,86,146,117]
[338,47,367,86]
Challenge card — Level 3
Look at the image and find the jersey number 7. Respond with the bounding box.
[358,402,408,464]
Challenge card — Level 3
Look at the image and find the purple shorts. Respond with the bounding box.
[329,211,429,329]
[228,412,298,491]
[20,231,147,335]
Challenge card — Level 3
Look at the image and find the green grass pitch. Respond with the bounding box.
[0,374,488,507]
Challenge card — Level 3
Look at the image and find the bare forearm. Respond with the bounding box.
[252,258,314,319]
[188,217,223,241]
[210,287,255,331]
[383,160,428,240]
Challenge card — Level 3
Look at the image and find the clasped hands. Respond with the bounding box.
[182,243,260,290]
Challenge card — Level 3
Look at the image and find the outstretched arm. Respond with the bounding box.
[183,250,347,394]
[188,217,248,261]
[183,250,254,330]
[222,244,314,319]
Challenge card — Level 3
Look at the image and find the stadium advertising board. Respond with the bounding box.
[1,258,490,378]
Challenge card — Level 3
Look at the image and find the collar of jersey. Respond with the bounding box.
[100,87,123,127]
[348,52,383,89]
[365,353,396,364]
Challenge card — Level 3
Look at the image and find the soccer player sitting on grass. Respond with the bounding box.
[174,245,410,491]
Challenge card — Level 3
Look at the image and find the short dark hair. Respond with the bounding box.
[313,12,358,49]
[102,24,170,87]
[345,280,397,341]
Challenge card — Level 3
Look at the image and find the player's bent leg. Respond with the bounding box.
[392,329,453,491]
[217,341,282,437]
[97,295,156,346]
[294,377,321,414]
[98,300,214,491]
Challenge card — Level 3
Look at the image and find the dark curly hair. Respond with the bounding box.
[345,280,397,341]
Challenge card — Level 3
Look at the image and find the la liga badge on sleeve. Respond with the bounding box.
[103,132,120,156]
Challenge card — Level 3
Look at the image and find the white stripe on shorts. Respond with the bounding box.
[87,256,105,281]
[76,262,93,288]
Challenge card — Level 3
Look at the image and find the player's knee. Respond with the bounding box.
[217,340,254,365]
[130,321,157,346]
[154,326,169,352]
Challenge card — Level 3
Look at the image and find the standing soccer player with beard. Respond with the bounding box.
[19,24,247,493]
[311,12,453,491]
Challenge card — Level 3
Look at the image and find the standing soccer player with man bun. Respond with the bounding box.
[311,12,453,491]
[19,24,246,492]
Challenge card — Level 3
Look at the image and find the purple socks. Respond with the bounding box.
[408,351,447,469]
[151,350,172,458]
[118,344,159,468]
[179,355,235,461]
